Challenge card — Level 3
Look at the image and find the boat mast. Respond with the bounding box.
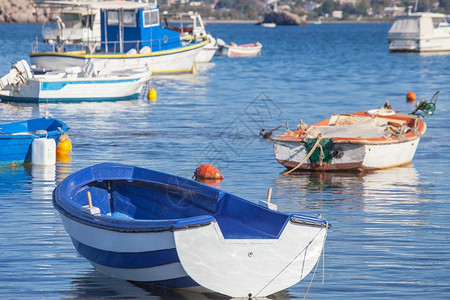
[103,10,108,52]
[118,9,124,53]
[413,0,418,12]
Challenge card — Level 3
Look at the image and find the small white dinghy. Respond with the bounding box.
[217,39,262,57]
[0,60,150,103]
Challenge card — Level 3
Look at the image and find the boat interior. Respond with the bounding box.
[302,113,415,139]
[74,179,289,239]
[0,118,62,134]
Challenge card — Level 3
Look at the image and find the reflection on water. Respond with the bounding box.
[67,270,157,299]
[0,102,41,123]
[273,165,421,208]
[68,270,232,300]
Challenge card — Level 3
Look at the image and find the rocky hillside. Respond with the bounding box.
[0,0,51,23]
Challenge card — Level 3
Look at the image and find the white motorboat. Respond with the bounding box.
[0,60,150,103]
[388,11,450,52]
[171,12,219,63]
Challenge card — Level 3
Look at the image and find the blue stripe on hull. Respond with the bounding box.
[0,93,140,103]
[71,238,180,269]
[41,79,140,91]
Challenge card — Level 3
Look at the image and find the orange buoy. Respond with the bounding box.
[56,134,72,155]
[407,92,416,103]
[194,164,224,180]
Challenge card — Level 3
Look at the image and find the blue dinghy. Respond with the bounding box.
[0,117,68,166]
[53,163,330,298]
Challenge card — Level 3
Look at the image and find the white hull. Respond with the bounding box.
[274,138,420,171]
[174,219,327,298]
[389,36,450,52]
[218,42,262,57]
[195,47,217,63]
[261,23,276,28]
[0,71,149,103]
[59,213,327,298]
[30,42,206,75]
[195,36,218,63]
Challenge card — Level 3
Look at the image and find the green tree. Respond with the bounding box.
[319,0,335,14]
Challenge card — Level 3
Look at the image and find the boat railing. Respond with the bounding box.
[31,37,95,54]
[31,35,188,54]
[102,35,182,53]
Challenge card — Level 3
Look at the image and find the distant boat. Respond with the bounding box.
[272,97,437,172]
[217,40,262,57]
[0,60,150,103]
[0,116,68,167]
[41,5,101,48]
[261,22,276,28]
[310,17,322,25]
[388,11,450,52]
[53,163,330,298]
[30,1,207,75]
[169,12,219,63]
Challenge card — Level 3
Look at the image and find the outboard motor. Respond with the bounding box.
[0,60,33,90]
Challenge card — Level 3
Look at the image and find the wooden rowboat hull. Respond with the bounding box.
[274,138,421,171]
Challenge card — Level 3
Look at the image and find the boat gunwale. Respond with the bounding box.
[272,110,426,145]
[0,117,68,138]
[30,39,208,59]
[53,164,329,234]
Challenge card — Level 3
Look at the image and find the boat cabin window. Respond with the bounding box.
[123,10,137,27]
[107,11,119,25]
[143,9,160,27]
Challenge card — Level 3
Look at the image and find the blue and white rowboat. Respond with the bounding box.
[0,117,68,166]
[53,163,330,298]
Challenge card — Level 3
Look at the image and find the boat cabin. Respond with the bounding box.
[100,3,181,53]
[388,12,449,39]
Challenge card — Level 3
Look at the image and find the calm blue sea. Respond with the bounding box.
[0,22,450,299]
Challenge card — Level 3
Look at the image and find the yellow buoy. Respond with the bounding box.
[56,134,72,155]
[56,153,71,163]
[147,88,157,101]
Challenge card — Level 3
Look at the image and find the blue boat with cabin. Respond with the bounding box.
[30,1,207,74]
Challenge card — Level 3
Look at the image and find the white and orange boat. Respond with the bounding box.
[272,96,437,172]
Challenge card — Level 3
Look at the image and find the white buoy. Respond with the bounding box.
[32,138,56,166]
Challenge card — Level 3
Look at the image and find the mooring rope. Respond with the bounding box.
[283,133,323,175]
[303,221,328,299]
[254,227,326,297]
